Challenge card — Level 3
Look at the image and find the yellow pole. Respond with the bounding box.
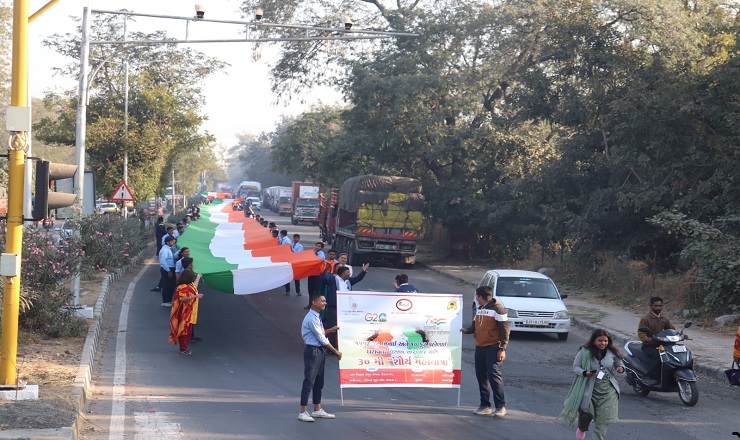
[0,0,29,386]
[28,0,60,24]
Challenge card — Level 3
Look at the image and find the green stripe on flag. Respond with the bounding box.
[177,201,238,294]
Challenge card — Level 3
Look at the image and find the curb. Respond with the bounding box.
[0,246,152,440]
[418,262,728,384]
[70,248,151,439]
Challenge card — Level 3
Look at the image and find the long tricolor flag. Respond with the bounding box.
[175,199,327,294]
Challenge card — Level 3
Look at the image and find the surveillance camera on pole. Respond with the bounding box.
[255,8,263,21]
[342,15,352,31]
[194,4,205,19]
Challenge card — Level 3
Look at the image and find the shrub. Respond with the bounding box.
[79,215,149,277]
[0,215,149,337]
[18,286,87,338]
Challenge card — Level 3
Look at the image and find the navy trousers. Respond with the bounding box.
[474,345,506,409]
[300,345,326,406]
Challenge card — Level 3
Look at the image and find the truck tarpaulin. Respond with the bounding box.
[338,176,424,230]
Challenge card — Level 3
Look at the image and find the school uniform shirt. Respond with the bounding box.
[334,274,351,292]
[292,242,304,252]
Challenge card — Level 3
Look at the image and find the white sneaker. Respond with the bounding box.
[311,408,335,419]
[473,406,492,415]
[298,411,315,422]
[493,407,506,418]
[162,302,172,307]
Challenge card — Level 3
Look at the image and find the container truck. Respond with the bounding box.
[276,187,293,216]
[318,175,424,267]
[291,182,322,225]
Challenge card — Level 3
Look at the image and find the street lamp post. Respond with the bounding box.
[73,7,417,219]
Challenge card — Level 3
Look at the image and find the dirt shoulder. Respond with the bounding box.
[0,276,104,431]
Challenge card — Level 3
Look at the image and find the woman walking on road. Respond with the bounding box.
[561,329,624,440]
[168,270,203,355]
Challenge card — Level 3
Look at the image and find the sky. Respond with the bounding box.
[27,0,343,149]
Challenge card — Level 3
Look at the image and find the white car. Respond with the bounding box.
[246,197,261,211]
[477,269,570,341]
[97,202,120,215]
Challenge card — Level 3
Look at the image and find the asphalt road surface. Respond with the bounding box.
[78,210,739,439]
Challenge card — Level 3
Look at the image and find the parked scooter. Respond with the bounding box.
[623,322,698,406]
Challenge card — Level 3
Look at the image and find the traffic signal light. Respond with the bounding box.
[32,160,78,221]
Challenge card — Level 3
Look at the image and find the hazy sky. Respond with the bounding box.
[27,0,342,149]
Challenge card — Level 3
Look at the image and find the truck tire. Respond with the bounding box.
[348,241,363,266]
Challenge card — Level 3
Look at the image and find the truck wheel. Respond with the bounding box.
[349,241,363,266]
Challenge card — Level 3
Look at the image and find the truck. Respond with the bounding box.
[237,181,261,199]
[318,175,424,267]
[291,181,322,225]
[276,187,293,216]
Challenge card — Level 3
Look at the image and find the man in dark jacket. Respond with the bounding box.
[154,216,167,256]
[319,263,369,347]
[461,285,510,418]
[393,274,418,293]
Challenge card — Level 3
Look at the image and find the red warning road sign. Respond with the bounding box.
[110,181,135,201]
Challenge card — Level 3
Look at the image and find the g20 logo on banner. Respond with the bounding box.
[365,313,388,322]
[396,299,413,311]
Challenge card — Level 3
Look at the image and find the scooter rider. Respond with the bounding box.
[637,297,688,384]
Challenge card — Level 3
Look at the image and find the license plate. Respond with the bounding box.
[376,244,397,250]
[673,345,687,353]
[523,319,549,325]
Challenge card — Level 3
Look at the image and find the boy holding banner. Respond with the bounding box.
[299,294,342,422]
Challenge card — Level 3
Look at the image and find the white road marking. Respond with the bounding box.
[134,412,182,439]
[109,263,180,439]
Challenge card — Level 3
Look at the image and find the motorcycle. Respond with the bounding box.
[622,322,698,406]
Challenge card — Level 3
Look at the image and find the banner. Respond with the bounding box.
[337,291,463,388]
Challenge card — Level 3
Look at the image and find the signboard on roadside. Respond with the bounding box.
[337,291,463,389]
[110,181,135,201]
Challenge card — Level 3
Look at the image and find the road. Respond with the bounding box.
[79,210,739,439]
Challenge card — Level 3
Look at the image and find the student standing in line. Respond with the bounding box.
[298,293,341,422]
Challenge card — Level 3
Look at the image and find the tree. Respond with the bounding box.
[34,13,226,201]
[228,133,292,188]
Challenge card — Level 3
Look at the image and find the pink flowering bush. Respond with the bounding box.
[12,224,86,337]
[79,214,148,277]
[0,214,147,337]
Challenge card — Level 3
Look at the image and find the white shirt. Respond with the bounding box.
[334,274,351,292]
[279,236,293,246]
[292,242,304,252]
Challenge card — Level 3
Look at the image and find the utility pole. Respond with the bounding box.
[0,0,29,387]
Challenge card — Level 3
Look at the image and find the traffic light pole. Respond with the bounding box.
[0,0,29,387]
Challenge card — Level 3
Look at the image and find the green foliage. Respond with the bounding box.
[34,15,226,202]
[227,133,293,188]
[256,0,740,313]
[649,213,740,313]
[17,287,87,338]
[0,215,148,337]
[79,215,149,276]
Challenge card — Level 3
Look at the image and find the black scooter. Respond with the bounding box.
[623,322,698,406]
